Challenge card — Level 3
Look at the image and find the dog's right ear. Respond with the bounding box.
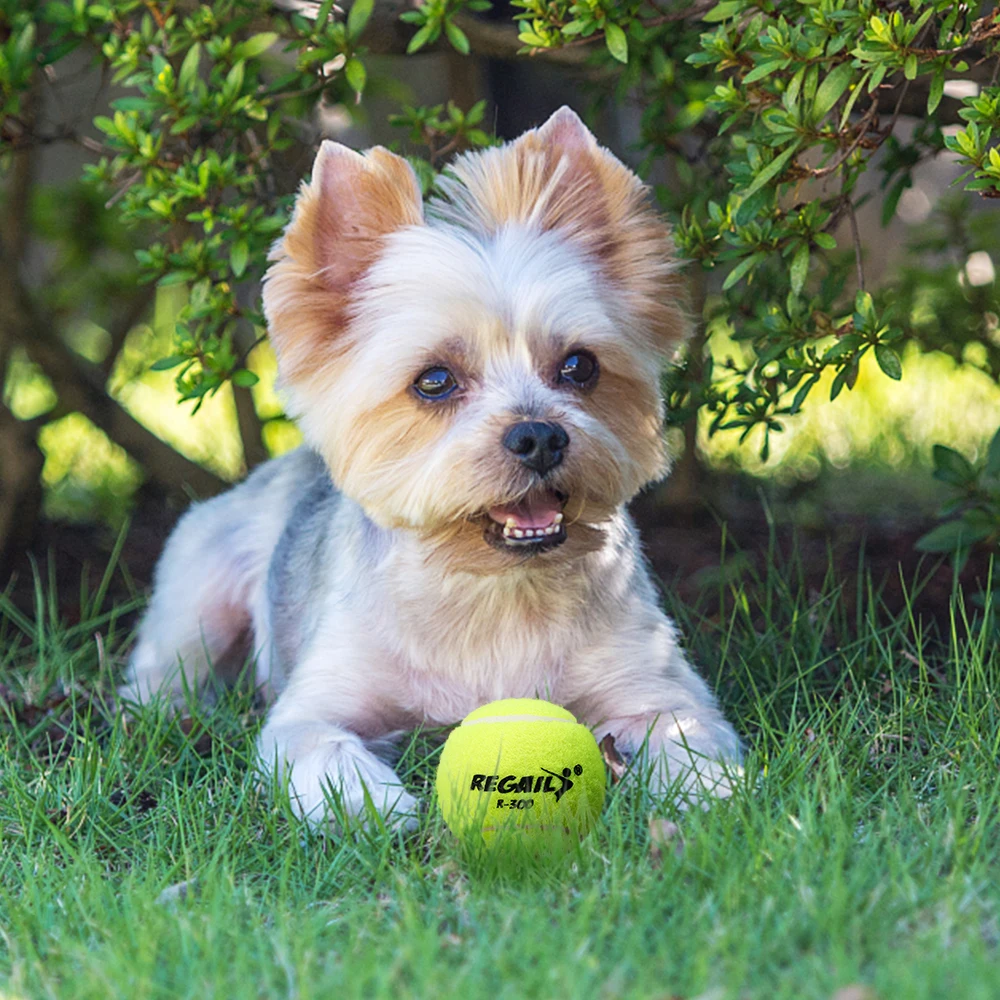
[263,142,423,380]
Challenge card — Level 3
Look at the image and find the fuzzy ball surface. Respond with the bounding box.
[435,698,606,847]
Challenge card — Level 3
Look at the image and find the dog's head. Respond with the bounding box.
[263,107,687,572]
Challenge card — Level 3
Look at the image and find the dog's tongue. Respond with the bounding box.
[488,492,563,529]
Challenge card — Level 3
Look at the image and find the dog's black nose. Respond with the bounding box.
[502,421,569,476]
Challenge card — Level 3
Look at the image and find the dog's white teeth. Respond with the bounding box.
[554,512,564,525]
[500,517,564,543]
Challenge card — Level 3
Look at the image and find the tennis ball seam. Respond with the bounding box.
[463,715,576,726]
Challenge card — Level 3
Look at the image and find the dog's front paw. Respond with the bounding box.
[259,722,418,834]
[655,751,743,807]
[601,711,743,810]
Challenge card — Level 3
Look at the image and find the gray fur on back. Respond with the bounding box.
[266,449,341,679]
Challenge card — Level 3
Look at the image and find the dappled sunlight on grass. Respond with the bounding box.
[700,341,1000,481]
[247,340,303,458]
[38,413,141,526]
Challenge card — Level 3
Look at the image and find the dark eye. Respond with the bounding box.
[413,367,458,400]
[559,350,598,388]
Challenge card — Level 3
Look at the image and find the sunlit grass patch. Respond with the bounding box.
[701,339,1000,481]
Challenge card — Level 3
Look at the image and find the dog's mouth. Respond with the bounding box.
[481,488,569,552]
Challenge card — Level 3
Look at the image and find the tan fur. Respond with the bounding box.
[433,107,690,357]
[263,143,424,383]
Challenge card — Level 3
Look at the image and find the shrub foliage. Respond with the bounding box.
[1,0,999,444]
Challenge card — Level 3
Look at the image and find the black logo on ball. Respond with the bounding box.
[469,764,585,806]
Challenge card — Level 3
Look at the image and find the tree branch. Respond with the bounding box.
[2,274,227,500]
[0,76,46,563]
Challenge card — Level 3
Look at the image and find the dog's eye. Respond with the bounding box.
[414,367,458,400]
[559,351,598,388]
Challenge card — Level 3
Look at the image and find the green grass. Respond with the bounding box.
[2,545,999,999]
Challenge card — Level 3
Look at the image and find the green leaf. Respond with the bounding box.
[157,270,195,286]
[881,176,909,227]
[790,242,809,295]
[604,22,628,64]
[110,96,154,112]
[839,70,869,128]
[813,62,854,120]
[928,69,944,115]
[904,53,918,80]
[722,251,766,291]
[230,239,249,278]
[743,141,800,198]
[915,519,986,553]
[178,42,201,91]
[234,32,278,61]
[813,232,837,250]
[444,19,470,55]
[406,22,437,53]
[315,0,337,24]
[347,0,374,42]
[224,61,245,100]
[703,1,742,22]
[231,369,260,388]
[344,57,366,93]
[743,59,789,85]
[150,355,187,371]
[874,343,902,380]
[932,444,974,487]
[788,373,820,415]
[985,426,1000,478]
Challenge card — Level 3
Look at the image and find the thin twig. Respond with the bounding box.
[808,99,879,179]
[104,170,142,210]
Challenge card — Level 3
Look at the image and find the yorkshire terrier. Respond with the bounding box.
[122,107,741,829]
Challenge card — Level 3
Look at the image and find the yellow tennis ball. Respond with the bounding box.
[435,698,606,848]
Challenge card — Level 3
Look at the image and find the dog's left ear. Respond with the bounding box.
[440,106,688,355]
[527,107,688,354]
[264,142,424,380]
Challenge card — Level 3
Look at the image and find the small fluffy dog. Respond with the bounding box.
[123,107,741,828]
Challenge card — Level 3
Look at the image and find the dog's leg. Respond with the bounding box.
[121,492,281,707]
[122,453,313,708]
[567,613,742,806]
[256,648,418,832]
[121,503,256,706]
[593,707,742,803]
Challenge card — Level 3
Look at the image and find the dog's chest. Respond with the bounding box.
[384,569,590,724]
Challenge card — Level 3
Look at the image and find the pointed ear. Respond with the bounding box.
[441,107,688,354]
[533,105,597,155]
[263,142,423,380]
